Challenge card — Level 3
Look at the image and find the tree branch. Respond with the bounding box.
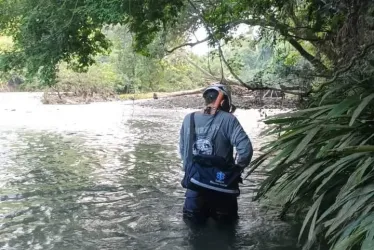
[186,0,306,96]
[166,36,211,53]
[284,36,328,72]
[231,80,306,95]
[180,52,305,96]
[179,52,221,81]
[218,18,328,72]
[268,15,328,72]
[220,19,320,37]
[286,33,322,42]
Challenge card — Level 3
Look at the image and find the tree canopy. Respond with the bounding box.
[2,0,372,89]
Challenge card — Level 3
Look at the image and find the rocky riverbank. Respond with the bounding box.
[37,89,299,110]
[41,91,119,104]
[133,94,298,110]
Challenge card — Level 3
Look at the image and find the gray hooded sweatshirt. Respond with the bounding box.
[179,110,253,171]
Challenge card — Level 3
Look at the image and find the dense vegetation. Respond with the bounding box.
[0,0,311,95]
[0,25,209,93]
[1,0,374,249]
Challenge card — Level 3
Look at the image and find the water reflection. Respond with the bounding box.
[0,96,301,250]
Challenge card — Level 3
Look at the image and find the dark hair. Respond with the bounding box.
[203,89,219,105]
[203,89,230,112]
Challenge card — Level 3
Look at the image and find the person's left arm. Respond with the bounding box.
[179,121,185,160]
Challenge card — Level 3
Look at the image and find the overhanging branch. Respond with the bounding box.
[166,36,211,53]
[218,18,328,72]
[179,52,305,96]
[186,0,306,96]
[180,52,220,80]
[285,36,328,72]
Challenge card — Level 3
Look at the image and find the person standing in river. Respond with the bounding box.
[179,83,253,224]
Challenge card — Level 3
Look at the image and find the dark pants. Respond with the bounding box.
[183,189,238,224]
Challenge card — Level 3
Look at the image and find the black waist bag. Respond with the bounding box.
[181,112,242,197]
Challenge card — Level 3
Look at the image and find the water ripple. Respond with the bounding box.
[0,94,301,250]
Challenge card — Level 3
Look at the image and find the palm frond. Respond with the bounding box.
[248,71,374,250]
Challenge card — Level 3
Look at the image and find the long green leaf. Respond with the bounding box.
[308,196,322,242]
[266,140,300,167]
[309,108,330,120]
[287,161,327,202]
[299,193,325,242]
[336,132,355,149]
[314,156,363,196]
[349,93,374,126]
[336,157,373,200]
[362,222,374,250]
[243,151,273,179]
[311,153,365,183]
[326,194,374,237]
[264,116,307,124]
[316,137,343,158]
[339,185,374,208]
[327,96,360,118]
[321,185,374,226]
[254,157,302,200]
[360,134,374,145]
[319,83,350,105]
[278,124,317,141]
[331,229,365,250]
[302,224,323,250]
[336,214,367,241]
[287,126,320,163]
[267,105,334,119]
[333,145,374,154]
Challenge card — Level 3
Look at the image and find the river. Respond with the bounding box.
[0,93,300,250]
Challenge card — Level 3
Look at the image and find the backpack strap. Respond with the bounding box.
[189,112,196,157]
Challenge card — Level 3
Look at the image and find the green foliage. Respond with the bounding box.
[102,25,206,93]
[0,0,345,89]
[39,25,205,95]
[0,36,12,52]
[0,0,340,86]
[54,62,118,96]
[1,22,206,93]
[202,36,312,89]
[252,58,374,249]
[0,0,186,84]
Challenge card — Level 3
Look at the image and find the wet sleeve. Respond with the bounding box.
[229,116,253,168]
[179,121,185,159]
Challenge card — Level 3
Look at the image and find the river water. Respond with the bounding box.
[0,93,300,250]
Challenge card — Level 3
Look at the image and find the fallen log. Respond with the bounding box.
[156,87,206,98]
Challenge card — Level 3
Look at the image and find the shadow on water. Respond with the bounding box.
[182,215,301,250]
[182,219,239,250]
[0,105,305,250]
